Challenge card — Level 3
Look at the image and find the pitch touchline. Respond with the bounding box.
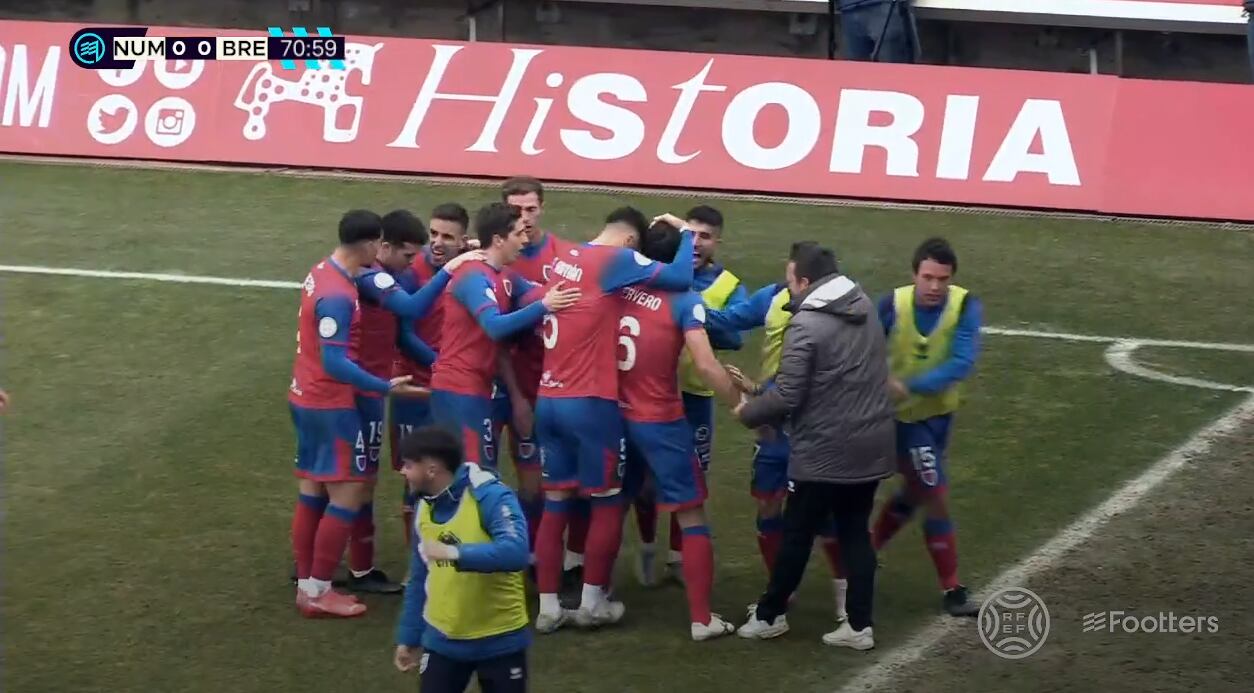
[837,394,1254,692]
[4,263,1253,358]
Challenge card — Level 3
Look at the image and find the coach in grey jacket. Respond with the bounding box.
[734,243,895,651]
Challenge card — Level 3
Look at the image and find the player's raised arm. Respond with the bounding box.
[451,469,531,573]
[903,296,983,395]
[315,295,393,394]
[601,212,695,292]
[677,294,743,409]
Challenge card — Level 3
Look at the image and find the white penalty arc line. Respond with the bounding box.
[838,393,1254,693]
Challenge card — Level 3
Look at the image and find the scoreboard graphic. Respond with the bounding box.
[69,26,347,70]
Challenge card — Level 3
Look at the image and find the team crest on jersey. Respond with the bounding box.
[542,264,553,281]
[502,278,514,296]
[303,273,316,296]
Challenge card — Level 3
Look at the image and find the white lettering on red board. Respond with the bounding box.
[378,43,1084,187]
[0,44,59,128]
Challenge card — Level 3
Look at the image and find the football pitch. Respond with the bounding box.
[3,160,1253,693]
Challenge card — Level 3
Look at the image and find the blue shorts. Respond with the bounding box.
[431,389,496,470]
[355,394,386,476]
[290,404,368,482]
[895,415,953,497]
[623,418,707,511]
[491,394,540,472]
[682,391,714,471]
[389,396,432,471]
[750,425,790,501]
[536,396,625,496]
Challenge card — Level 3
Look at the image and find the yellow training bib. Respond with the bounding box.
[418,486,528,640]
[679,269,741,396]
[888,285,968,422]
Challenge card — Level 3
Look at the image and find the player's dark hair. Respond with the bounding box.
[912,237,958,274]
[474,202,522,249]
[430,202,470,231]
[685,204,724,231]
[338,209,384,245]
[789,240,820,261]
[791,244,840,283]
[399,425,464,473]
[642,220,682,263]
[382,209,428,246]
[501,176,545,203]
[604,206,649,246]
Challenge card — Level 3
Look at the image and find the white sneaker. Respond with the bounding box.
[535,610,571,634]
[573,600,626,628]
[834,578,849,623]
[821,621,874,650]
[635,546,658,588]
[692,614,736,642]
[737,604,789,640]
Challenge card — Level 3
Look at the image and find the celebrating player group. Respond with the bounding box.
[286,175,984,686]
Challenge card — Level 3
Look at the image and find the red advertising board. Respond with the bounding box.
[1,20,1251,222]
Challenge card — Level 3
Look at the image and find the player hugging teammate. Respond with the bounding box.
[285,178,984,677]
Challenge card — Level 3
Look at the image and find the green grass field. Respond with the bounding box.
[3,161,1252,693]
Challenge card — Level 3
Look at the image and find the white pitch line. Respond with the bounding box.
[1106,341,1254,393]
[0,264,301,289]
[838,393,1254,693]
[5,263,1254,358]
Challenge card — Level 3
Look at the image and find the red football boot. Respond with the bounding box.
[296,588,367,618]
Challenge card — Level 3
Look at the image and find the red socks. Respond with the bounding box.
[535,499,570,593]
[348,502,375,573]
[923,517,960,590]
[582,499,626,587]
[755,516,784,572]
[872,494,915,550]
[292,493,328,578]
[311,504,357,582]
[680,525,714,625]
[567,499,590,556]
